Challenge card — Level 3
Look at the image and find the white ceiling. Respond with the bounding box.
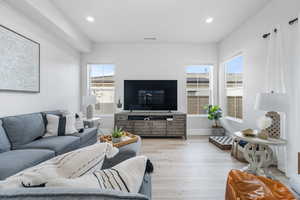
[52,0,270,43]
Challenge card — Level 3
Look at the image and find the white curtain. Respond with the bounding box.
[265,26,288,173]
[287,14,300,192]
[265,26,287,93]
[265,16,300,193]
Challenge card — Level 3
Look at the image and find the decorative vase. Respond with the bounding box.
[211,127,225,136]
[86,104,94,119]
[117,99,122,109]
[112,137,121,143]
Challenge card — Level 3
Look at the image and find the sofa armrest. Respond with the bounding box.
[139,173,152,199]
[0,188,149,200]
[102,136,142,169]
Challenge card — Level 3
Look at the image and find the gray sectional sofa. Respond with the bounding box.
[0,111,152,200]
[0,110,98,180]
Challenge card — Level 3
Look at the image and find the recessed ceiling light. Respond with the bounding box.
[205,17,214,24]
[86,16,95,22]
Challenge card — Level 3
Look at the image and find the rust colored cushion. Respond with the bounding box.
[226,170,296,200]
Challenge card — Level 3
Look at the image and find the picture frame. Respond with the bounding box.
[0,24,40,93]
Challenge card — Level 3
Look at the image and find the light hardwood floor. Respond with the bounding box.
[140,136,246,200]
[140,136,295,200]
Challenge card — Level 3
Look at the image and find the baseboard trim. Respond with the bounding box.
[188,129,213,135]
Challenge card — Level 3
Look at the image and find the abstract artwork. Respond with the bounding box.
[0,25,40,93]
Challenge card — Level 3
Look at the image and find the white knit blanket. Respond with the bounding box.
[0,142,119,189]
[45,156,148,194]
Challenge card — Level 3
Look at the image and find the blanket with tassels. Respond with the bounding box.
[27,156,154,194]
[0,143,119,189]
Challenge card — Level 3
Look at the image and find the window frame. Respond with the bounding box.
[86,63,116,116]
[224,53,244,122]
[185,64,214,117]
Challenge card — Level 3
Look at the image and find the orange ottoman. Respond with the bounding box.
[225,170,296,200]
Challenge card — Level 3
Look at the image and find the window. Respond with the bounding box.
[87,64,115,115]
[225,55,243,120]
[186,65,213,115]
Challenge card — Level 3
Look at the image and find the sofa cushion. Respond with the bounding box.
[0,120,11,153]
[0,149,55,180]
[73,128,97,144]
[2,113,45,149]
[17,136,81,155]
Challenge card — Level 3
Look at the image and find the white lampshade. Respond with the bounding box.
[255,93,287,112]
[82,95,97,106]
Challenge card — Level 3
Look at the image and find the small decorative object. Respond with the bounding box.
[204,105,223,128]
[100,132,139,148]
[117,98,122,109]
[82,96,97,119]
[112,127,123,143]
[0,25,40,93]
[256,116,272,139]
[241,129,255,137]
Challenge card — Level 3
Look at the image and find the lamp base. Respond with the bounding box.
[86,105,94,119]
[265,111,280,138]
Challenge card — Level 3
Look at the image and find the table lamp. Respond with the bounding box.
[82,96,97,119]
[255,92,287,138]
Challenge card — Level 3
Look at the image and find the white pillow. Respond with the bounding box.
[65,114,78,135]
[44,114,59,137]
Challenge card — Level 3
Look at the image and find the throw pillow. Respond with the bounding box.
[0,142,119,189]
[44,114,59,137]
[45,156,150,194]
[64,114,78,135]
[0,120,11,153]
[75,113,84,133]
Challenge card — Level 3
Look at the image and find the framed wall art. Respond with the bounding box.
[0,24,40,93]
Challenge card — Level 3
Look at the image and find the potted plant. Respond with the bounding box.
[204,105,225,135]
[112,127,123,143]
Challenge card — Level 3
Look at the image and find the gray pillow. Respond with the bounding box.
[2,113,45,149]
[0,120,11,153]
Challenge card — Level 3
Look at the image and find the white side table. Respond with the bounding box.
[83,117,102,135]
[233,131,287,177]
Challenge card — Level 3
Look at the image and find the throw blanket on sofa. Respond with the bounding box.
[0,143,119,189]
[44,156,149,194]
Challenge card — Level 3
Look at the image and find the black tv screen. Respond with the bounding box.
[124,80,177,111]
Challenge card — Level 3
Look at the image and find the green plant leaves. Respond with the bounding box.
[112,127,123,138]
[203,104,223,121]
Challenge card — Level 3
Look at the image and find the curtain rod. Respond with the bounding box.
[262,17,298,39]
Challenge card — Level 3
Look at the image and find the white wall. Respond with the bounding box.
[0,1,81,117]
[219,0,300,180]
[81,43,218,134]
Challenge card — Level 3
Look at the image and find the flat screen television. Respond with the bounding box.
[124,80,177,111]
